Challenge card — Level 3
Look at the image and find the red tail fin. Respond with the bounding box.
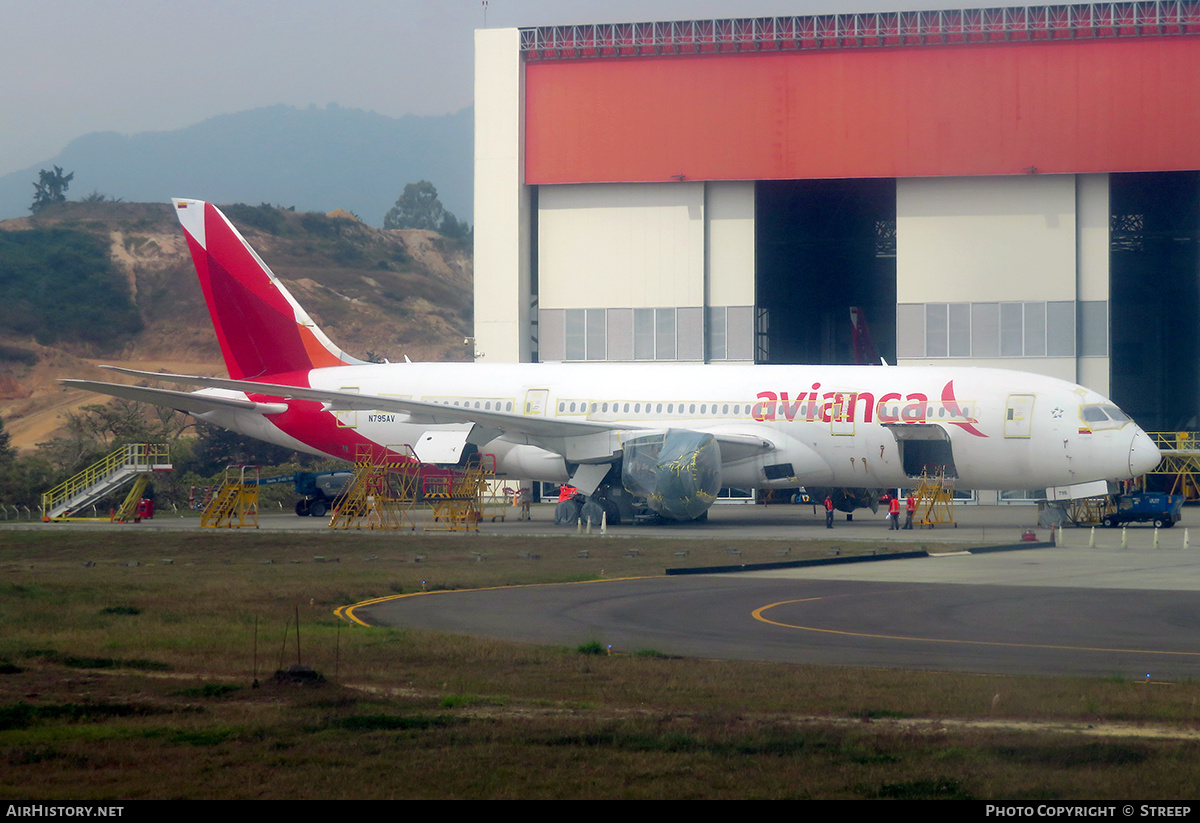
[173,199,362,379]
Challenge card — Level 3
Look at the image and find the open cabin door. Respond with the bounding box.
[883,423,958,479]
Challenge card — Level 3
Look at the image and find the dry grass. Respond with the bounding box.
[3,529,1200,799]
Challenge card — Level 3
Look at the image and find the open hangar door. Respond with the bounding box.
[1110,171,1200,432]
[755,179,896,366]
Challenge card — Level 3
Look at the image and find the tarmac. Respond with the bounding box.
[17,498,1200,676]
[337,500,1200,677]
[17,498,1200,553]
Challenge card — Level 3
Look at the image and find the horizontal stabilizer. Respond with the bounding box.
[62,379,289,416]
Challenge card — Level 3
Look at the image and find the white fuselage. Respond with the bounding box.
[196,361,1160,492]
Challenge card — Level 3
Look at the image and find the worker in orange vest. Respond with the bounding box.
[888,494,900,530]
[904,493,917,530]
[824,494,834,529]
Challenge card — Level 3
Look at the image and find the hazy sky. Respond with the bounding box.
[3,0,1006,178]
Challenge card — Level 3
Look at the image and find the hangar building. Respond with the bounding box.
[473,3,1200,433]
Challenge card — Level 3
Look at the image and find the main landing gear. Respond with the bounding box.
[553,492,622,526]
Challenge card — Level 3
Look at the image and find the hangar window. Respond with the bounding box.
[564,309,607,361]
[924,303,971,357]
[900,301,1081,359]
[704,306,754,362]
[708,308,726,360]
[1000,303,1023,356]
[633,309,655,359]
[633,308,680,361]
[545,306,712,363]
[656,310,676,360]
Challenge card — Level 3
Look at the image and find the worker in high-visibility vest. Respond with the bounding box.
[888,494,900,530]
[904,494,917,530]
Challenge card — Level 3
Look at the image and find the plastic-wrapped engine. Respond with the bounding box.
[621,429,722,521]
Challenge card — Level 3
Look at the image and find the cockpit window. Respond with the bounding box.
[1080,404,1133,430]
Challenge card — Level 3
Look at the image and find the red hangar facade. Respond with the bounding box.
[473,3,1200,467]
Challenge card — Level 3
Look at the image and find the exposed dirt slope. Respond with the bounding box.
[0,201,473,451]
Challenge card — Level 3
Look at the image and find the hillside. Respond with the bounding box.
[0,105,473,227]
[0,200,473,451]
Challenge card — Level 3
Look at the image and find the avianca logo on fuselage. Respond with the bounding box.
[752,380,987,438]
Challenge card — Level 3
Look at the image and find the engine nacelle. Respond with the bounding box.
[805,486,883,514]
[621,429,722,521]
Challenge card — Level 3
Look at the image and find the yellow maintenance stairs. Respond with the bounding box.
[41,444,172,521]
[326,446,496,532]
[1057,495,1118,526]
[328,446,421,531]
[909,468,957,528]
[424,454,496,532]
[200,466,261,528]
[1147,432,1198,500]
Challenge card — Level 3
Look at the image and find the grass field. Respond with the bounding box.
[3,528,1200,800]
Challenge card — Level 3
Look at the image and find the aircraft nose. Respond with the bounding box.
[1128,428,1161,477]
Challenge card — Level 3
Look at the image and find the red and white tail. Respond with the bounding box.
[173,199,363,380]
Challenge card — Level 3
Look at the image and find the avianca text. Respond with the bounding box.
[752,381,974,425]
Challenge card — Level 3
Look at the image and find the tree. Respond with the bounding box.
[80,190,121,203]
[0,415,15,464]
[384,180,446,231]
[437,210,472,242]
[36,398,191,477]
[189,422,308,477]
[29,166,74,214]
[383,180,471,241]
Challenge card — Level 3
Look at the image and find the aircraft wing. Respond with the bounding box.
[93,366,632,439]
